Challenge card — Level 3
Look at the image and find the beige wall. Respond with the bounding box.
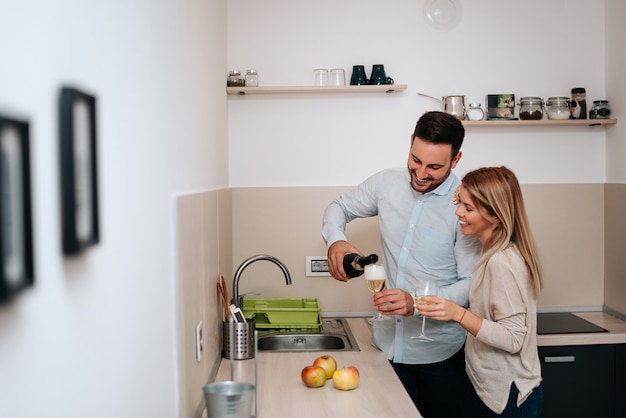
[176,189,232,418]
[604,183,626,316]
[230,183,605,313]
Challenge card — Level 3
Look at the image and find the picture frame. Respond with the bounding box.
[59,86,100,255]
[0,114,34,303]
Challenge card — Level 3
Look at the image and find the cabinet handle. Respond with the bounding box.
[544,355,575,363]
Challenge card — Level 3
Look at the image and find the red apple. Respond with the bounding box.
[313,355,337,379]
[301,365,327,388]
[332,366,360,390]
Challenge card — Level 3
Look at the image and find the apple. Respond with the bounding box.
[332,366,360,390]
[313,355,337,379]
[301,365,327,388]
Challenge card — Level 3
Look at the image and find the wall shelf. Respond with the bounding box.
[462,119,617,127]
[226,84,408,95]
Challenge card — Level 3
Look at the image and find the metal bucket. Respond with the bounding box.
[203,381,255,418]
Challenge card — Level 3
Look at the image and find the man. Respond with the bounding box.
[321,111,481,418]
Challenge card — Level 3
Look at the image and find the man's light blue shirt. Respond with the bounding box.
[322,168,481,364]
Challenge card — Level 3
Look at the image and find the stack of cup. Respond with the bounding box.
[313,68,346,86]
[329,69,345,86]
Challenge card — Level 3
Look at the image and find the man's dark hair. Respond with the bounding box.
[413,111,465,158]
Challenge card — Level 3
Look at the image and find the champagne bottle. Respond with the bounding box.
[343,253,379,278]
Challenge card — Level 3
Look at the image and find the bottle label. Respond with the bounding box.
[571,100,581,118]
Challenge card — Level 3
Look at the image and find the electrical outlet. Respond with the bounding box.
[195,321,203,362]
[306,256,330,277]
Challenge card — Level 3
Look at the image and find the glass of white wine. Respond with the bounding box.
[412,279,438,341]
[364,263,386,320]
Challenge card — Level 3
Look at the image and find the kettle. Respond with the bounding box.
[418,93,466,120]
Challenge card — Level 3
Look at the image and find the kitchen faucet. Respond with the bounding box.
[232,254,292,308]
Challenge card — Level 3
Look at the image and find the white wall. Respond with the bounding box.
[0,1,227,417]
[605,0,626,181]
[227,0,609,187]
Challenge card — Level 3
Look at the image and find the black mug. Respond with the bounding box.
[369,64,394,85]
[350,65,369,85]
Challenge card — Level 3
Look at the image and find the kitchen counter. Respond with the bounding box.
[211,312,626,417]
[214,317,421,418]
[537,311,626,346]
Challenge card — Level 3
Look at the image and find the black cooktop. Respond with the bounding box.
[537,312,609,335]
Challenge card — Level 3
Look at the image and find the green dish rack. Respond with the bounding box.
[241,298,320,329]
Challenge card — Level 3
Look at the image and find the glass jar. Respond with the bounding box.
[244,70,258,87]
[570,88,587,119]
[227,70,245,87]
[545,97,571,120]
[591,100,611,119]
[466,103,484,121]
[519,97,544,120]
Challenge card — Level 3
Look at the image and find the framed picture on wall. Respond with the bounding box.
[59,86,100,255]
[0,114,34,304]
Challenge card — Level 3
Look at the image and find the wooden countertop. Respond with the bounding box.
[210,312,626,417]
[537,311,626,346]
[214,317,421,418]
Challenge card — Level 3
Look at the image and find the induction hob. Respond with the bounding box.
[537,312,609,335]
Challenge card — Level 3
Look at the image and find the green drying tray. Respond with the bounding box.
[241,298,320,329]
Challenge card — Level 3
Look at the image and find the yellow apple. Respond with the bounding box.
[301,365,327,388]
[313,355,337,379]
[332,366,360,390]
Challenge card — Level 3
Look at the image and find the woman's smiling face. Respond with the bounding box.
[454,186,498,245]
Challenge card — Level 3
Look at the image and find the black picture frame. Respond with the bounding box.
[59,86,99,255]
[0,115,34,304]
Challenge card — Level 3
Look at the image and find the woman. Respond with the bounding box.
[416,166,543,417]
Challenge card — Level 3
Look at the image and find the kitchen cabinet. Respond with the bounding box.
[225,84,408,95]
[616,344,626,418]
[538,344,621,418]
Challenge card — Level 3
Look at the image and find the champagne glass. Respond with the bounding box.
[364,263,386,321]
[412,279,438,341]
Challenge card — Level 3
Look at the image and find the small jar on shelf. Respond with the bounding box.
[227,70,245,87]
[590,100,610,119]
[519,97,544,120]
[244,70,258,87]
[545,97,571,120]
[465,103,485,121]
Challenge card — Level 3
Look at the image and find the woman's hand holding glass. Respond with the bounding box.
[412,279,438,341]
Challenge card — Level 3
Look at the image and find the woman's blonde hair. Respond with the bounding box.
[461,166,543,298]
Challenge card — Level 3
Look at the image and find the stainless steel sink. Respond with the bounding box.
[256,317,360,352]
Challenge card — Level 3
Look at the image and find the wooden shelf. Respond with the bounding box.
[226,84,408,95]
[462,119,617,127]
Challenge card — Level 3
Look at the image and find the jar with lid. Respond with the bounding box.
[519,97,544,120]
[545,97,572,120]
[590,100,610,119]
[466,103,484,121]
[570,87,587,119]
[244,70,258,87]
[227,70,245,87]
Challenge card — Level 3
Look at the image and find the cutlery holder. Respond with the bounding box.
[222,319,256,360]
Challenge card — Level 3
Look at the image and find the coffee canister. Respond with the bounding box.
[570,88,587,119]
[590,100,610,119]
